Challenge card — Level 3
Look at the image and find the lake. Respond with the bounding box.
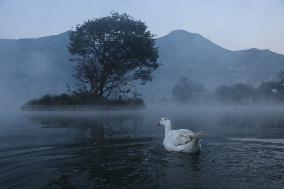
[1,105,284,189]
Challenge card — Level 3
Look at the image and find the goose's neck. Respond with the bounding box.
[164,121,172,135]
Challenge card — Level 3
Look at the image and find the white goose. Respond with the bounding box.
[157,118,203,153]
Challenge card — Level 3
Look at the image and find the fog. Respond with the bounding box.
[5,28,284,108]
[2,1,284,188]
[1,30,284,109]
[0,32,73,108]
[0,1,284,110]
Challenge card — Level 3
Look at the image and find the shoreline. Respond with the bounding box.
[21,104,145,111]
[20,103,284,113]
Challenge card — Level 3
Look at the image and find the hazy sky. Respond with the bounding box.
[1,0,284,53]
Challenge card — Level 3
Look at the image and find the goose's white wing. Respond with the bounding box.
[170,129,195,146]
[178,129,195,137]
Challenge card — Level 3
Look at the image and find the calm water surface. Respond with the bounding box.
[1,106,284,189]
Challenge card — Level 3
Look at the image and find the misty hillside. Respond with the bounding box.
[0,31,73,105]
[145,30,284,99]
[156,30,284,85]
[1,29,284,105]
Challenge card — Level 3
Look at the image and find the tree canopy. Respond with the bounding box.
[216,83,255,102]
[172,77,204,102]
[68,12,159,97]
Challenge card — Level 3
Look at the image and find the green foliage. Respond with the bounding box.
[216,83,255,102]
[258,81,284,100]
[278,71,284,83]
[68,12,159,98]
[215,78,284,103]
[172,77,204,102]
[25,93,144,107]
[172,72,284,104]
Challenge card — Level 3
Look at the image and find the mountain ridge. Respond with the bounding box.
[2,29,281,55]
[1,29,284,105]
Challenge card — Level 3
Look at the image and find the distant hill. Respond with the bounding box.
[1,29,284,105]
[0,31,73,106]
[144,30,284,99]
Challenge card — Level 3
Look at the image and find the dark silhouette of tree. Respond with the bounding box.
[215,85,232,101]
[216,83,255,102]
[230,83,255,101]
[172,77,204,102]
[258,81,280,99]
[68,12,159,97]
[258,82,284,101]
[278,71,284,83]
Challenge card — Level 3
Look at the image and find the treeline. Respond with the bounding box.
[25,92,144,107]
[172,74,284,103]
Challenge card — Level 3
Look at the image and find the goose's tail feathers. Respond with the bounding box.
[193,131,204,139]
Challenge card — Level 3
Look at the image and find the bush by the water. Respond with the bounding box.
[25,93,144,107]
[172,74,284,104]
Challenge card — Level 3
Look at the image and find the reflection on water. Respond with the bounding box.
[31,112,146,144]
[0,108,284,188]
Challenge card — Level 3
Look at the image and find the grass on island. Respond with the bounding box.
[23,93,145,109]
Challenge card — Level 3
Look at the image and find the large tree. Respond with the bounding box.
[68,12,159,97]
[216,83,255,102]
[172,77,204,102]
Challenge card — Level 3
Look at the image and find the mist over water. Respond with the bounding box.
[0,107,284,188]
[1,1,284,188]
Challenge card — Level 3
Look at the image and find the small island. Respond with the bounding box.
[22,93,145,111]
[22,12,159,111]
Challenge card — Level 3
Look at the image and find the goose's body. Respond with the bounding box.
[157,118,202,153]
